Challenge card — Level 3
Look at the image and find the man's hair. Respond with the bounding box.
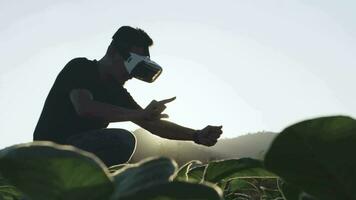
[107,26,153,58]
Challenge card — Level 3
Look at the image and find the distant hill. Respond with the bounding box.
[130,129,277,166]
[210,131,278,160]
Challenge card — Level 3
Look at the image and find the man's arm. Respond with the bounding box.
[71,89,222,146]
[133,119,196,141]
[133,119,223,146]
[70,89,166,122]
[132,96,223,146]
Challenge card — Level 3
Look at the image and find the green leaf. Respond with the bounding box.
[203,158,276,184]
[224,177,282,200]
[111,157,177,199]
[0,173,23,200]
[0,184,23,200]
[265,116,356,200]
[108,164,133,173]
[118,181,223,200]
[225,178,259,193]
[187,165,206,183]
[174,160,202,181]
[0,173,6,186]
[0,142,113,200]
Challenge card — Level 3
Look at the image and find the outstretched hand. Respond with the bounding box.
[143,97,176,121]
[194,125,223,146]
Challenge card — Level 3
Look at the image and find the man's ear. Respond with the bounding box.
[130,46,145,55]
[113,51,124,61]
[110,51,126,73]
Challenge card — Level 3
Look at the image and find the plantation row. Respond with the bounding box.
[0,116,355,200]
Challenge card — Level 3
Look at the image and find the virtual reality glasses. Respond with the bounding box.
[124,53,162,83]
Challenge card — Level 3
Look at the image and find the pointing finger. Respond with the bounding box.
[158,96,176,104]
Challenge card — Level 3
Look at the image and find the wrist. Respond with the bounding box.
[132,109,147,120]
[193,129,202,144]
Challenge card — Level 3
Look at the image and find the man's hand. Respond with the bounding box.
[142,97,176,121]
[194,125,223,146]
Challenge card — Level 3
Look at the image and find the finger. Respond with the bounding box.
[207,138,218,143]
[205,125,222,132]
[154,104,167,113]
[211,138,218,144]
[205,139,217,147]
[158,96,176,104]
[149,100,158,106]
[148,113,169,121]
[146,100,158,109]
[209,128,223,136]
[207,130,222,138]
[210,125,223,131]
[207,133,221,140]
[207,133,220,140]
[210,128,223,133]
[199,137,217,146]
[151,110,169,117]
[147,102,166,113]
[198,138,211,146]
[159,113,169,118]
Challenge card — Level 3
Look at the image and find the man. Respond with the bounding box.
[33,26,223,166]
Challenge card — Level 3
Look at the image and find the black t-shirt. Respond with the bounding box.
[33,57,141,144]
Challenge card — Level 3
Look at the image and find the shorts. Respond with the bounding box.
[66,128,136,167]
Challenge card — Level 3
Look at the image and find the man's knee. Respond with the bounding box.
[103,128,136,151]
[67,128,137,166]
[99,128,137,165]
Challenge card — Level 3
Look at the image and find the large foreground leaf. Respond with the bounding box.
[118,181,223,200]
[111,157,177,199]
[224,177,282,200]
[0,173,23,200]
[108,164,133,174]
[265,116,356,200]
[204,158,276,184]
[174,160,202,181]
[187,165,206,183]
[0,142,113,200]
[0,185,23,200]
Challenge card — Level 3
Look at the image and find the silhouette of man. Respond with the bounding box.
[33,26,223,166]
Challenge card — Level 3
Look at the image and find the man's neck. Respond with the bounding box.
[97,56,126,86]
[97,60,111,82]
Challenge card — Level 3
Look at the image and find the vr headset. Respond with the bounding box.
[123,53,162,83]
[112,40,162,83]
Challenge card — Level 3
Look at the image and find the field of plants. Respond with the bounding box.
[1,115,355,200]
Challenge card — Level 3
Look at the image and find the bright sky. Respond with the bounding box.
[1,0,355,149]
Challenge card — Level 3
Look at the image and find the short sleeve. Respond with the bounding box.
[58,58,95,93]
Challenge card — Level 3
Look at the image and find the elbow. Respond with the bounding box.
[74,106,88,118]
[76,107,102,121]
[69,88,95,118]
[76,107,90,118]
[73,101,93,118]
